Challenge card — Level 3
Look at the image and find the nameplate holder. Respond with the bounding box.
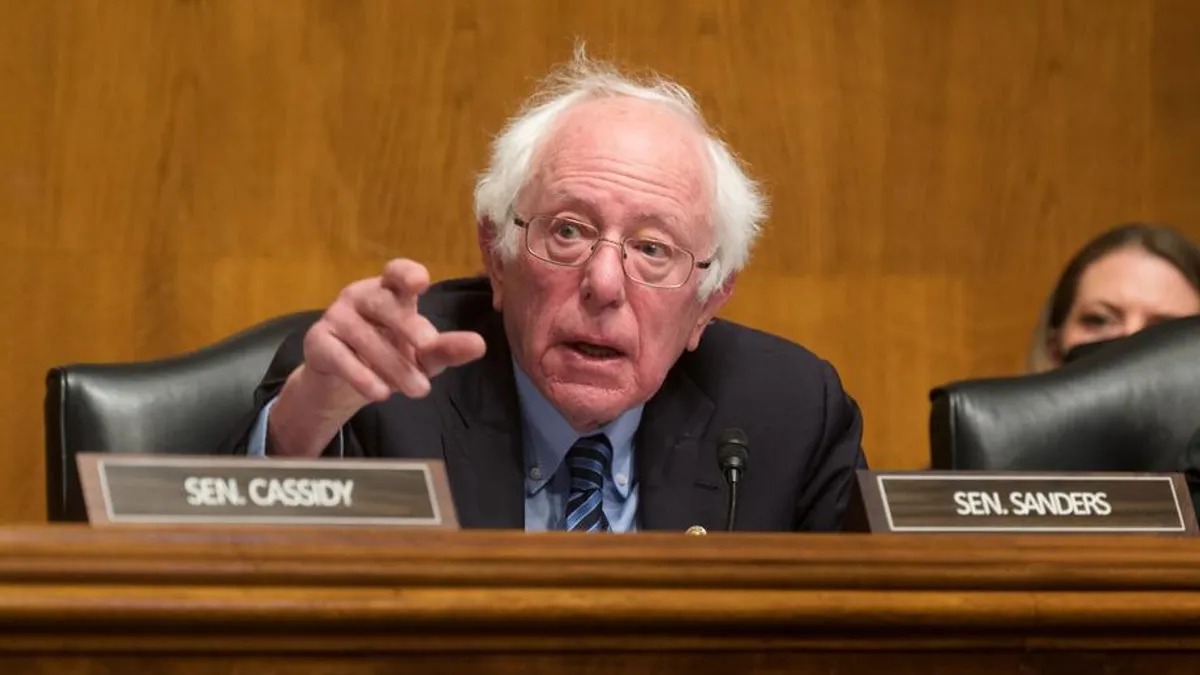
[845,471,1198,534]
[76,453,458,528]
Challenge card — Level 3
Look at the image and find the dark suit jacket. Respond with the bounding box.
[222,276,868,532]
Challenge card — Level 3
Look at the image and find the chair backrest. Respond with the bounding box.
[928,315,1200,473]
[44,311,321,522]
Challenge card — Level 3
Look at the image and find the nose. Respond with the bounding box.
[580,240,627,310]
[1123,316,1148,336]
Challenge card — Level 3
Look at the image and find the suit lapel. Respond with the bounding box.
[636,368,716,532]
[437,307,719,532]
[441,313,526,530]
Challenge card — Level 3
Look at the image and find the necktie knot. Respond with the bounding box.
[565,434,612,532]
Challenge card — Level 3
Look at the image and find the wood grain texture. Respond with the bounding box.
[4,654,1200,675]
[2,0,1200,521]
[0,527,1199,672]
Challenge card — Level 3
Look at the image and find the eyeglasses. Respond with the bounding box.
[512,215,713,289]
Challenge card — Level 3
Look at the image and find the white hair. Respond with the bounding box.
[472,47,768,299]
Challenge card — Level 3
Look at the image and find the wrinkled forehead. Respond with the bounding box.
[524,97,714,235]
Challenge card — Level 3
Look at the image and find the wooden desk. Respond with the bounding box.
[0,526,1196,673]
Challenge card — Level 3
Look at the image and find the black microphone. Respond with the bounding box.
[717,428,750,532]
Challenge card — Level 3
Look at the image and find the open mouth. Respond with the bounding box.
[568,341,623,359]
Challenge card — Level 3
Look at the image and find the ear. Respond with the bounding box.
[477,217,505,312]
[686,272,737,351]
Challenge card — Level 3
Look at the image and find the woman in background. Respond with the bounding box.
[1027,223,1200,372]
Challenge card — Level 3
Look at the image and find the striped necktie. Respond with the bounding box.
[564,434,612,532]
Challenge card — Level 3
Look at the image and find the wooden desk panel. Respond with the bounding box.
[0,526,1197,673]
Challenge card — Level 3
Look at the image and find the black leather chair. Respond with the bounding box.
[929,315,1200,477]
[44,311,320,522]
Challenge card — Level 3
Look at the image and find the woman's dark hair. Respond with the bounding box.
[1046,222,1200,332]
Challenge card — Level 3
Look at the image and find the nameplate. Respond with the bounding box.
[846,471,1197,534]
[76,454,458,528]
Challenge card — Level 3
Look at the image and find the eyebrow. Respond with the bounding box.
[542,192,599,220]
[1084,301,1191,322]
[542,192,687,236]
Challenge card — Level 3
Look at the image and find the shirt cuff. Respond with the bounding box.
[245,397,278,457]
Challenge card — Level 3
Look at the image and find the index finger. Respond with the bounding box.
[379,259,431,312]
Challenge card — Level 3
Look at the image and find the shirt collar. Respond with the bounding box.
[512,359,643,496]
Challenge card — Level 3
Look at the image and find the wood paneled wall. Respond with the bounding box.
[1,0,1198,522]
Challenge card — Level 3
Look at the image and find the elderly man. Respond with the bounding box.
[226,53,868,532]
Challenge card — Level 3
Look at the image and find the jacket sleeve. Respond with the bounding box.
[214,325,373,459]
[792,359,868,531]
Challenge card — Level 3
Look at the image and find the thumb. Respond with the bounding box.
[417,331,487,377]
